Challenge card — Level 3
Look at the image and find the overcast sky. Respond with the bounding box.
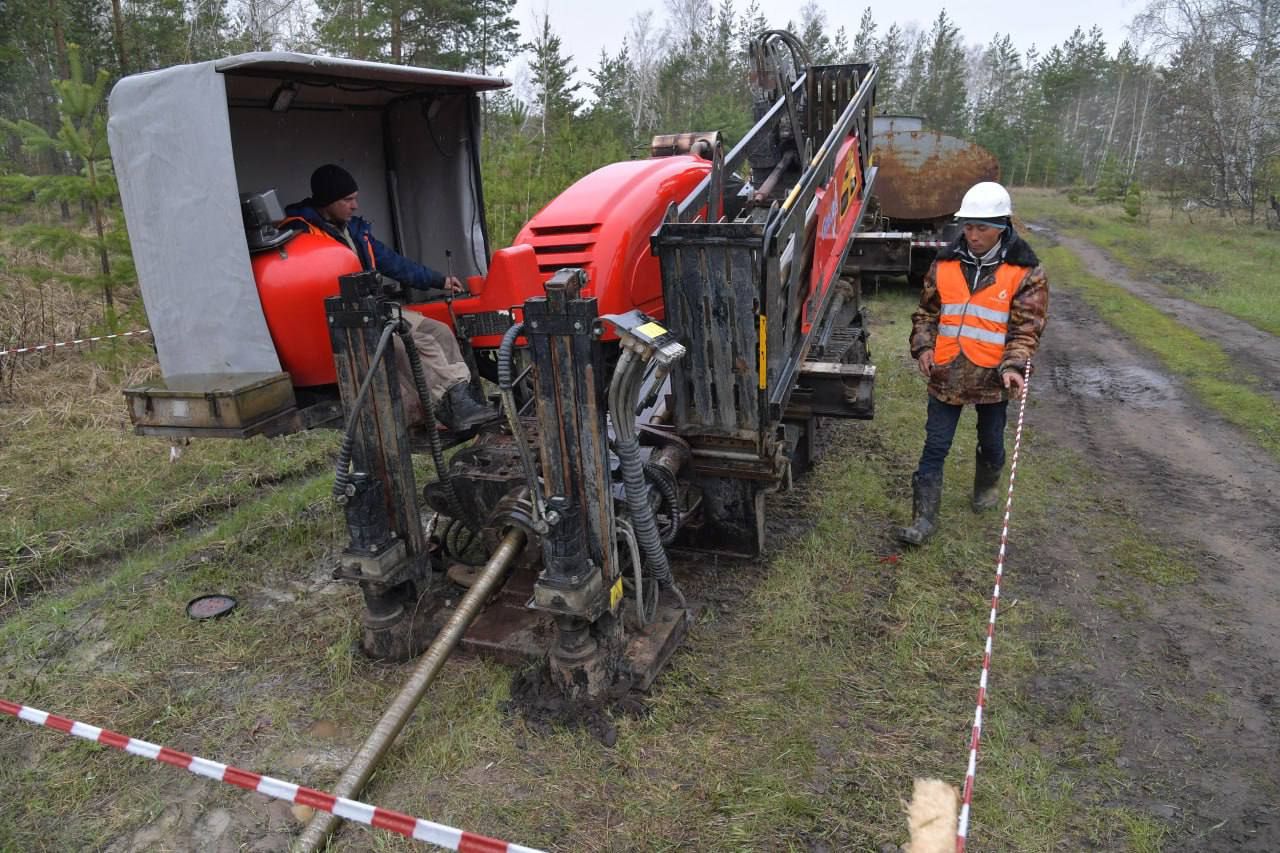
[505,0,1146,90]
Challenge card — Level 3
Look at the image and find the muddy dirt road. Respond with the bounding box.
[1051,230,1280,398]
[1024,231,1280,849]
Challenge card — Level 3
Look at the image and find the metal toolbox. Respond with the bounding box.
[123,371,297,438]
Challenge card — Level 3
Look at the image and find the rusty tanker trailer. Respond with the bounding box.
[849,115,1001,285]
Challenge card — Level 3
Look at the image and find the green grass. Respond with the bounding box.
[1014,188,1280,336]
[1026,238,1280,460]
[0,289,1205,851]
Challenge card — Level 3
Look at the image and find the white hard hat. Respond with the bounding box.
[955,182,1012,220]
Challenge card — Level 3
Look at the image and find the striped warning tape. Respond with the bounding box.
[1,698,544,852]
[956,363,1032,852]
[0,329,151,358]
[911,240,949,249]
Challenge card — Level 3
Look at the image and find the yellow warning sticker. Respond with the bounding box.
[610,577,624,610]
[635,321,668,339]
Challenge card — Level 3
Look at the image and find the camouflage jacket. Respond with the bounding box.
[909,231,1049,405]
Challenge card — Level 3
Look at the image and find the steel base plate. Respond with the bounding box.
[430,563,551,665]
[621,603,690,692]
[429,564,689,691]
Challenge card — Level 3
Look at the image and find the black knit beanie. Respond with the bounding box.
[310,164,359,207]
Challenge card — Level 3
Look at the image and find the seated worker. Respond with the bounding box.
[283,164,499,433]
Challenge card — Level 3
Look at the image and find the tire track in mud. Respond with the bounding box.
[1025,282,1280,849]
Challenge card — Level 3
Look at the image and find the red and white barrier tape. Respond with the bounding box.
[956,364,1032,852]
[0,328,151,358]
[1,698,544,852]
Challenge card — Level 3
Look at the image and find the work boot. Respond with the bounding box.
[437,381,501,433]
[972,453,1004,513]
[896,472,942,546]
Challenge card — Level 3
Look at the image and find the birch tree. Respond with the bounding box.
[1136,0,1280,216]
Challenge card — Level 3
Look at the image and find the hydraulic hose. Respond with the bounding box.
[609,348,685,607]
[616,517,656,625]
[644,462,682,546]
[332,320,399,500]
[440,516,485,566]
[497,322,543,525]
[395,319,477,532]
[615,435,673,590]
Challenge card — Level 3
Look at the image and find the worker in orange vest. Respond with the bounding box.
[898,182,1049,545]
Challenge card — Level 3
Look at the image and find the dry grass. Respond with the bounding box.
[1014,188,1280,336]
[1013,192,1280,462]
[0,235,129,398]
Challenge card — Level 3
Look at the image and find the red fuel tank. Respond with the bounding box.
[252,232,361,386]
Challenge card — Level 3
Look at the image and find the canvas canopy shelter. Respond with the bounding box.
[108,52,509,380]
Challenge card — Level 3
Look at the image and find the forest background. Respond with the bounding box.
[1,0,1278,352]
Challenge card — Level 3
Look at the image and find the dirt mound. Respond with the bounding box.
[503,660,650,746]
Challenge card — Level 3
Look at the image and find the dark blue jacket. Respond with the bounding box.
[283,201,446,290]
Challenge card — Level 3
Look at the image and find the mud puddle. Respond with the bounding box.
[1049,363,1179,407]
[505,660,650,747]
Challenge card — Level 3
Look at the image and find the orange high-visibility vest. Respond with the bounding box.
[279,216,377,271]
[933,260,1025,368]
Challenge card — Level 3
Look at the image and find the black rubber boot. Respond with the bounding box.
[437,381,501,433]
[897,472,942,546]
[972,453,1004,512]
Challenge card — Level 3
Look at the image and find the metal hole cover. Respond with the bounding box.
[186,594,238,620]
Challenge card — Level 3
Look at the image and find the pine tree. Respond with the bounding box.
[796,1,834,64]
[312,0,384,60]
[874,23,907,111]
[312,0,519,71]
[525,14,584,224]
[735,0,769,51]
[897,28,927,113]
[971,34,1024,174]
[693,0,752,142]
[460,0,521,74]
[916,11,968,134]
[587,47,635,154]
[847,8,877,63]
[480,91,536,247]
[528,14,582,130]
[124,0,194,70]
[0,47,134,325]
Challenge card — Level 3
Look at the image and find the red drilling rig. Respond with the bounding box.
[111,32,886,847]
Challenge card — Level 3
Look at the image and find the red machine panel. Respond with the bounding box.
[412,155,712,342]
[805,134,865,332]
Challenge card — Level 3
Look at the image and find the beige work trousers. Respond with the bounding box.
[392,308,472,423]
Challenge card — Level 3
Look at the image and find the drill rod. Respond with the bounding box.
[294,528,527,852]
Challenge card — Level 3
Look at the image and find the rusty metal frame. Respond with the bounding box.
[762,65,878,418]
[655,62,879,445]
[674,73,808,223]
[524,270,619,621]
